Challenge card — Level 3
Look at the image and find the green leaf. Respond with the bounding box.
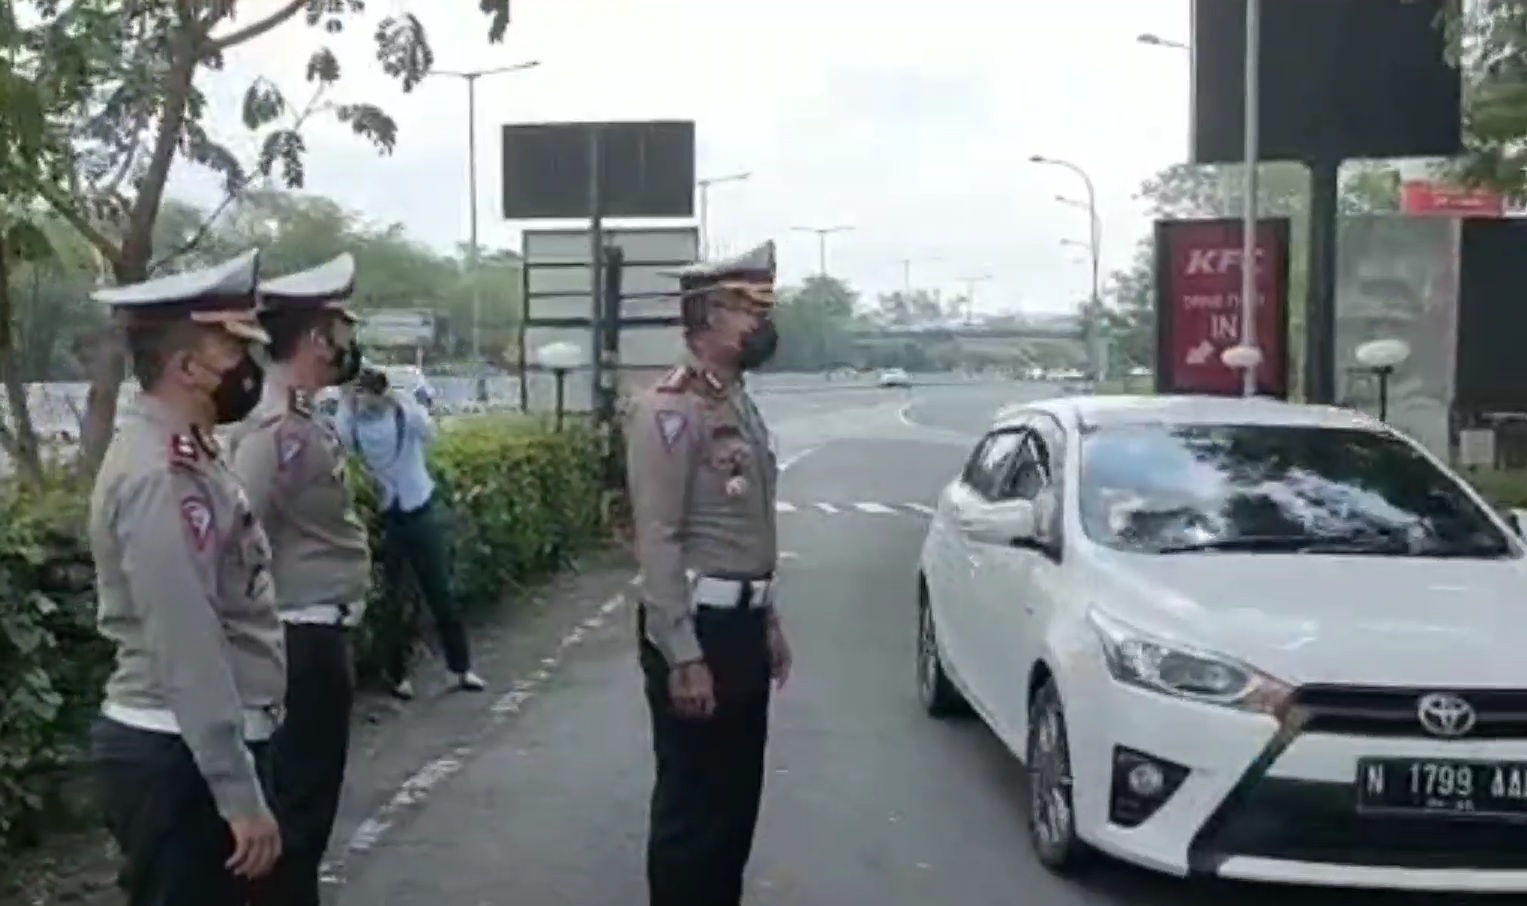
[333,103,396,154]
[241,77,286,130]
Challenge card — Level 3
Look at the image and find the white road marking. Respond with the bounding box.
[813,502,839,514]
[854,502,895,514]
[775,501,797,512]
[325,589,637,885]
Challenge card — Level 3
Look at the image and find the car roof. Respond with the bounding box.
[992,394,1383,433]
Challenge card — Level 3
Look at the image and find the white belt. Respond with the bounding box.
[102,703,280,742]
[691,576,773,609]
[282,602,360,626]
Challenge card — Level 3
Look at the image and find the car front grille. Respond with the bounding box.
[1294,685,1527,740]
[1192,777,1527,871]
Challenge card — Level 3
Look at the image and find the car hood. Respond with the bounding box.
[1091,551,1527,687]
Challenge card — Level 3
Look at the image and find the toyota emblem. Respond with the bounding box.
[1416,692,1477,738]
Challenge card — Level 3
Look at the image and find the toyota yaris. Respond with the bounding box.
[916,394,1527,893]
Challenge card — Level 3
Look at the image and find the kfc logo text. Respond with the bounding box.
[1184,247,1266,276]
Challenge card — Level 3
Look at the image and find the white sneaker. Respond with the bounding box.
[455,671,486,692]
[390,678,416,700]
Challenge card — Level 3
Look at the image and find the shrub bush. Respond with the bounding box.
[0,414,606,852]
[1461,468,1527,509]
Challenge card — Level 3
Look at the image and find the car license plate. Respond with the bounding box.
[1356,758,1527,817]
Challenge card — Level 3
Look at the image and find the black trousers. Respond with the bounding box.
[253,623,354,906]
[91,717,272,906]
[639,604,772,906]
[380,496,471,678]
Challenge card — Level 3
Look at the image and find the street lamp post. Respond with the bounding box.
[1236,0,1262,397]
[429,60,541,363]
[1135,33,1238,217]
[790,225,854,275]
[957,274,991,323]
[696,171,751,259]
[1032,154,1104,378]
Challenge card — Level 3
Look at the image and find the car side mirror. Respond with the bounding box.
[962,499,1039,547]
[1507,508,1527,539]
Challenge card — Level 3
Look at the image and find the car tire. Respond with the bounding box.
[1026,678,1093,873]
[916,583,966,717]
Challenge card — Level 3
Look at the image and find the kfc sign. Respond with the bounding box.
[1154,218,1292,398]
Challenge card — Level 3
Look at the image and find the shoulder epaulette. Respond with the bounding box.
[655,366,692,394]
[168,433,201,469]
[288,388,314,418]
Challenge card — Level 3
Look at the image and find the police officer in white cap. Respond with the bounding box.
[87,249,285,905]
[626,240,792,906]
[229,253,370,906]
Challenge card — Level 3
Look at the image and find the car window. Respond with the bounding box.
[962,429,1026,500]
[996,433,1049,501]
[1077,422,1516,558]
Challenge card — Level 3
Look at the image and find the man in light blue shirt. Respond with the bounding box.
[335,368,484,698]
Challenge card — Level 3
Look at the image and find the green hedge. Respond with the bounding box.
[0,415,606,852]
[1461,468,1527,510]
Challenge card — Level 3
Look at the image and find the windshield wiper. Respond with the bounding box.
[1153,535,1319,554]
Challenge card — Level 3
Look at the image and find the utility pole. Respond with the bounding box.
[429,60,541,362]
[1032,154,1104,378]
[957,274,991,324]
[790,224,854,275]
[696,171,751,259]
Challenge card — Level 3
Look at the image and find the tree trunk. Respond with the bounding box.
[75,34,201,481]
[0,248,47,487]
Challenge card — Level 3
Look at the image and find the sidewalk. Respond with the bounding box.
[0,546,637,906]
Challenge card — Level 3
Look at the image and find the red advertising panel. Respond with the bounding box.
[1154,218,1292,398]
[1400,180,1503,217]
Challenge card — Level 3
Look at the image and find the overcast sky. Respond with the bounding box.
[175,0,1195,315]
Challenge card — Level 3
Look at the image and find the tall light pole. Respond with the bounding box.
[1237,0,1263,397]
[790,225,853,275]
[896,254,941,295]
[429,60,541,362]
[1031,154,1103,378]
[1137,32,1238,216]
[696,171,750,259]
[957,274,991,323]
[1136,32,1188,50]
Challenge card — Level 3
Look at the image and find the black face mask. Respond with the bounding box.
[211,354,265,424]
[737,320,779,371]
[330,339,363,385]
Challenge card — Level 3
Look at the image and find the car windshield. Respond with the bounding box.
[1078,422,1515,559]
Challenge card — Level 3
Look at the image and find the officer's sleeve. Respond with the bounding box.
[627,393,703,665]
[115,466,270,821]
[228,425,281,526]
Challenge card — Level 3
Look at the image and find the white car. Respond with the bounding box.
[878,368,911,388]
[916,393,1527,893]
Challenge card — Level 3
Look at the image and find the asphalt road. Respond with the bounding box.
[332,380,1464,905]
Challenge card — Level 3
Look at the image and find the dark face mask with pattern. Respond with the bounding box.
[737,319,779,371]
[330,338,363,385]
[211,353,265,424]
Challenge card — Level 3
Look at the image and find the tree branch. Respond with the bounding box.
[210,0,307,53]
[33,180,121,266]
[148,190,237,274]
[121,30,199,274]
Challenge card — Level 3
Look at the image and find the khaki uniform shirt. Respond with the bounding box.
[626,359,778,664]
[89,397,284,819]
[229,383,371,617]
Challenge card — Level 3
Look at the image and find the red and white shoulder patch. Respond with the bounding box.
[275,425,306,471]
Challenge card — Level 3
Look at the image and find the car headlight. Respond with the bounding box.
[1086,607,1292,716]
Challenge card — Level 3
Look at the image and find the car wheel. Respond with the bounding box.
[1026,678,1092,873]
[916,583,966,716]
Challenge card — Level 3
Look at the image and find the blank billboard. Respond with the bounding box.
[501,120,696,220]
[1191,0,1461,163]
[1456,219,1527,412]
